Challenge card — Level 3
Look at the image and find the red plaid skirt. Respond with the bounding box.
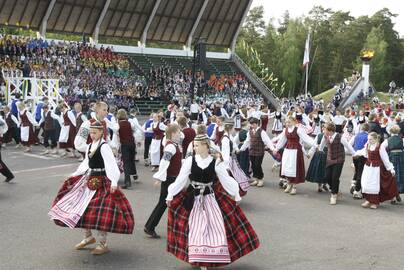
[167,181,260,267]
[52,175,134,234]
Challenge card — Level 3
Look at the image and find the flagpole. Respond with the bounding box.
[305,62,308,98]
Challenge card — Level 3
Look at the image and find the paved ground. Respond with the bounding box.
[0,141,403,270]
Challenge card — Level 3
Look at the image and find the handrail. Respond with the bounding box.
[231,53,280,108]
[338,77,363,109]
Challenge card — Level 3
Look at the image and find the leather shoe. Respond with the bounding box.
[144,228,160,239]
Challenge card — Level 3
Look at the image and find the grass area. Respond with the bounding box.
[313,87,337,103]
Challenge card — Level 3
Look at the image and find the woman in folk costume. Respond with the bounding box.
[48,121,134,255]
[57,103,77,158]
[185,124,220,159]
[306,123,329,192]
[219,119,250,195]
[381,125,403,202]
[269,110,284,135]
[354,132,398,209]
[0,115,14,182]
[114,109,137,189]
[274,116,315,195]
[239,117,276,187]
[260,104,270,131]
[318,122,356,205]
[147,113,166,172]
[309,112,322,138]
[166,134,259,269]
[210,116,225,145]
[17,102,38,152]
[145,124,182,239]
[233,119,250,177]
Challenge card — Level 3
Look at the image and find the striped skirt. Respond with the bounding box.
[229,156,250,193]
[188,194,230,263]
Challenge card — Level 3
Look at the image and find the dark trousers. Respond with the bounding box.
[145,176,176,231]
[144,136,152,159]
[326,163,344,194]
[121,143,137,186]
[353,156,366,192]
[0,146,14,179]
[4,127,20,144]
[43,129,57,148]
[250,155,264,179]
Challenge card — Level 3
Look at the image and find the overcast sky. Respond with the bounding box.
[251,0,404,37]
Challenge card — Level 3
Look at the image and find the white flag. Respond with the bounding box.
[303,33,310,67]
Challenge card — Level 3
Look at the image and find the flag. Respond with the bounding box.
[303,33,310,67]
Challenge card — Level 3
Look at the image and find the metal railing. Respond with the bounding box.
[231,53,280,109]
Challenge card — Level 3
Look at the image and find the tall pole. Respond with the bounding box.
[305,63,308,98]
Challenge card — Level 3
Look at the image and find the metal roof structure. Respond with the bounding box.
[0,0,252,49]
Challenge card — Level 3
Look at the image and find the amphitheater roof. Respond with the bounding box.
[0,0,251,47]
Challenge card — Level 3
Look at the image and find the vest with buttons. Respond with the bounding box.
[166,141,182,177]
[249,128,265,156]
[326,133,345,166]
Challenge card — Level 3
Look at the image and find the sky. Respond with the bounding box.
[251,0,404,37]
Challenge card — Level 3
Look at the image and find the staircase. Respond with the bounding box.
[231,54,280,110]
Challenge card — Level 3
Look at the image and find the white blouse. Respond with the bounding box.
[72,139,121,187]
[166,155,241,202]
[354,143,395,172]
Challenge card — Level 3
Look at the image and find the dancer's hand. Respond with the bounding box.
[391,169,396,176]
[111,186,118,193]
[166,200,172,207]
[154,180,161,187]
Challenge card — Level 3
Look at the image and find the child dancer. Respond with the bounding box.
[17,102,37,152]
[355,132,398,209]
[147,113,166,172]
[49,121,134,255]
[275,116,315,195]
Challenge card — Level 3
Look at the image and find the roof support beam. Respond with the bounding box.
[92,0,111,44]
[139,0,161,47]
[186,0,209,50]
[39,0,57,38]
[230,0,252,52]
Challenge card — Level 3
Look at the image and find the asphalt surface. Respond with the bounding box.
[0,140,403,270]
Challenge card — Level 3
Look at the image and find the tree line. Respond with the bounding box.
[235,6,404,98]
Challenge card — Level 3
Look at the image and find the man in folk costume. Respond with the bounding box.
[146,113,166,172]
[177,116,196,158]
[165,134,259,269]
[49,121,134,255]
[239,117,275,187]
[354,132,398,209]
[57,103,77,158]
[74,102,88,161]
[74,102,110,153]
[0,115,14,182]
[274,116,315,194]
[349,123,369,199]
[142,113,154,166]
[381,125,403,202]
[114,109,137,189]
[38,105,58,155]
[145,124,182,238]
[3,106,21,147]
[17,102,38,152]
[319,122,356,205]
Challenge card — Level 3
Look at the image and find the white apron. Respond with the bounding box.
[361,165,380,194]
[20,126,29,142]
[48,174,96,228]
[59,125,70,143]
[188,193,230,263]
[281,148,297,177]
[150,139,162,166]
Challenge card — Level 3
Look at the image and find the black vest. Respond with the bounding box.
[88,142,106,172]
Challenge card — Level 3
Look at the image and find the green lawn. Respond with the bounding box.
[313,87,337,103]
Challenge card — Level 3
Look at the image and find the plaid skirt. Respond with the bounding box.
[167,181,260,267]
[51,175,134,234]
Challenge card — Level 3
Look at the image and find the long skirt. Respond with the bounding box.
[50,175,134,234]
[390,152,404,193]
[261,117,268,131]
[281,147,305,184]
[20,124,37,146]
[167,181,260,267]
[306,150,327,184]
[59,124,76,149]
[363,165,399,205]
[228,156,250,193]
[121,143,137,176]
[236,149,250,177]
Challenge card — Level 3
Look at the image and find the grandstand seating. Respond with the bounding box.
[124,54,240,78]
[134,99,167,115]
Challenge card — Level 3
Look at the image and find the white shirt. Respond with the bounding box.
[240,128,275,152]
[166,155,241,202]
[190,103,199,113]
[72,140,121,187]
[153,143,178,181]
